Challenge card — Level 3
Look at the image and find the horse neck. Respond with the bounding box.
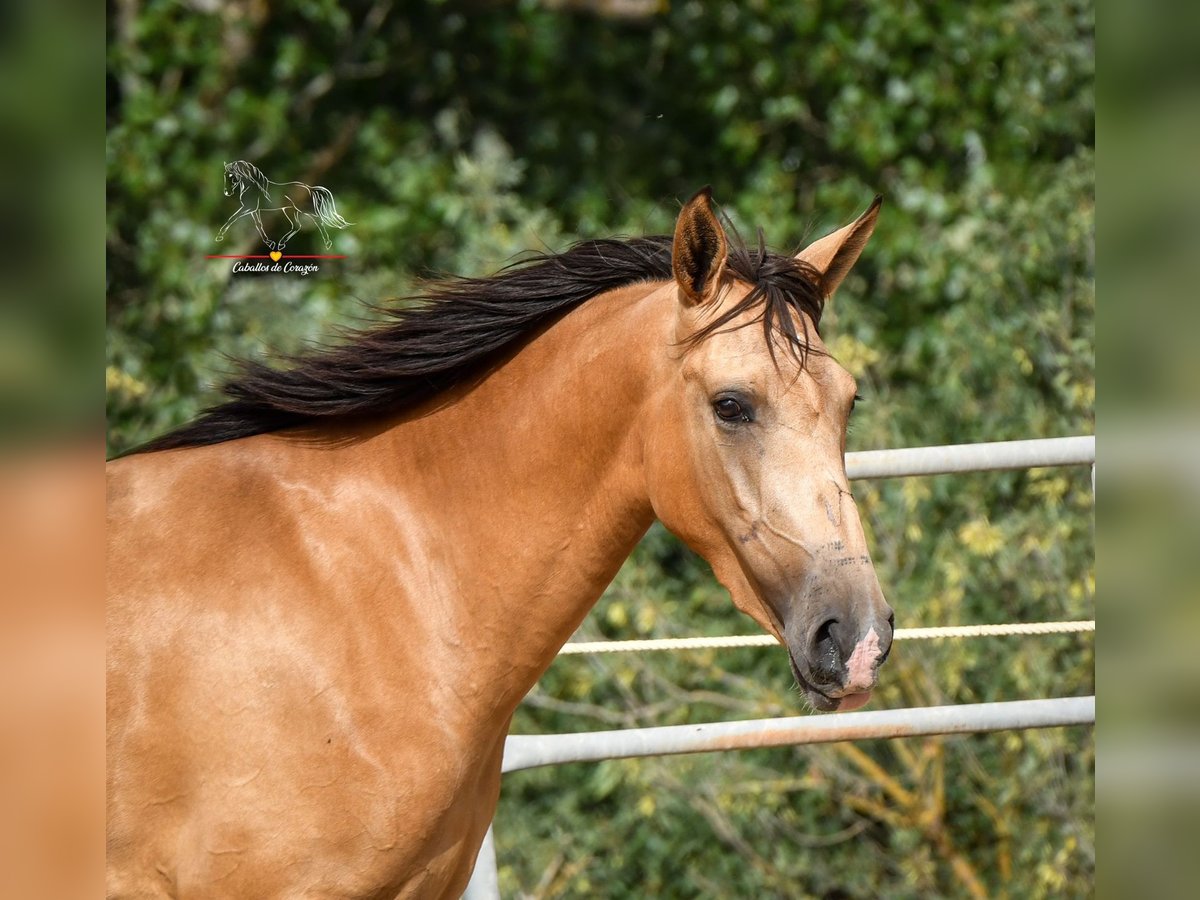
[240,170,269,196]
[360,281,672,713]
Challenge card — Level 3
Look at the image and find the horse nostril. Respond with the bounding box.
[879,609,896,664]
[814,618,834,643]
[809,618,842,684]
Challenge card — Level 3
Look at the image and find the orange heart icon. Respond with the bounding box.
[269,250,282,262]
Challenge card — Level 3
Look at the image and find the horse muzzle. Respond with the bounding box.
[786,609,894,712]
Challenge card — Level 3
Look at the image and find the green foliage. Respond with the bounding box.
[107,0,1093,895]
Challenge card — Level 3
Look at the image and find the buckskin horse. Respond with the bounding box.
[107,189,893,898]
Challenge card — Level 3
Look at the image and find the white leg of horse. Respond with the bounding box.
[216,206,250,243]
[276,207,302,251]
[251,211,273,250]
[312,217,332,250]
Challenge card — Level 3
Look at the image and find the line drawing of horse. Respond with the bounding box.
[215,160,352,251]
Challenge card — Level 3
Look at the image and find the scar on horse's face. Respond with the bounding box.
[660,190,893,712]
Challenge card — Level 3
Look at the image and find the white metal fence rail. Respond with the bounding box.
[501,696,1096,773]
[843,434,1094,479]
[465,435,1096,899]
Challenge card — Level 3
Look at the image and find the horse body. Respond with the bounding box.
[108,191,892,898]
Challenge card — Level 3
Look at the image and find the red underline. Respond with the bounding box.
[205,254,348,259]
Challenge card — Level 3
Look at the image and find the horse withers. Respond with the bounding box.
[107,189,891,898]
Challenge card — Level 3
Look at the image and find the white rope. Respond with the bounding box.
[557,620,1095,655]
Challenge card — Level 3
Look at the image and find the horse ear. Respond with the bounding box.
[796,196,882,299]
[672,186,729,306]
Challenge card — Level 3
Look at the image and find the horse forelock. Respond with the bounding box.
[689,234,828,369]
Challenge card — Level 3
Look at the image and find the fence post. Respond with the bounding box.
[463,823,500,900]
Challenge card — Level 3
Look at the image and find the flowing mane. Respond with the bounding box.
[229,159,270,194]
[134,229,825,454]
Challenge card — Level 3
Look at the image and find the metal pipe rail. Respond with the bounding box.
[844,434,1094,480]
[468,698,1096,896]
[501,697,1095,773]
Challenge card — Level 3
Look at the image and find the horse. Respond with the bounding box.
[107,188,893,898]
[214,160,352,251]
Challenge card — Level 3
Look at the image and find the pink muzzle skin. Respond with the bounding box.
[836,626,883,711]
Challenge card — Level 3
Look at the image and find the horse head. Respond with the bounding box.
[223,161,239,197]
[645,189,892,711]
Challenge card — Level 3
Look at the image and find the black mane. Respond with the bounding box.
[134,231,825,454]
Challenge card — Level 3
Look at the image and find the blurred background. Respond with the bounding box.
[101,1,1096,897]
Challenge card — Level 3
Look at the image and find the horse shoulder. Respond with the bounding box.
[106,440,493,897]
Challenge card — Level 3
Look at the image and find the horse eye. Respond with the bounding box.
[714,398,748,423]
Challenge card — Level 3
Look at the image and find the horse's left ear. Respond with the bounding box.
[796,196,882,299]
[672,187,729,307]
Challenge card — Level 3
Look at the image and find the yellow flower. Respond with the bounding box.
[827,334,882,373]
[958,518,1004,557]
[106,366,149,399]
